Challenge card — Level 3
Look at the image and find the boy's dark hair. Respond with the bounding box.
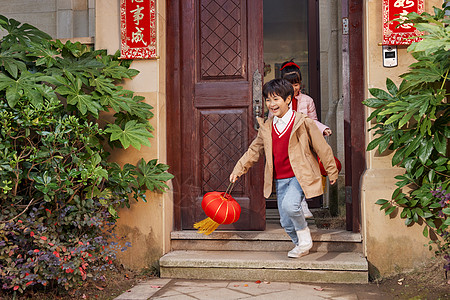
[280,60,302,82]
[262,78,294,101]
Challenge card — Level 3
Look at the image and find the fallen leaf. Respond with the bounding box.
[264,281,270,284]
[244,284,248,287]
[255,280,261,284]
[233,285,239,287]
[151,285,162,288]
[95,285,104,291]
[314,287,324,291]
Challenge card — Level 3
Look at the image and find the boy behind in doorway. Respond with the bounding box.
[230,78,338,258]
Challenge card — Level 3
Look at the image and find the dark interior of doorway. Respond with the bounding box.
[263,0,322,211]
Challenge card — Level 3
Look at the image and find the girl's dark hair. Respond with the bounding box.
[282,71,301,85]
[262,78,294,101]
[280,60,302,81]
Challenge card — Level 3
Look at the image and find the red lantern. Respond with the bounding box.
[318,157,342,177]
[193,190,241,235]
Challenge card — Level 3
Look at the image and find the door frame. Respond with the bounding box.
[167,0,183,230]
[343,0,365,232]
[167,0,364,232]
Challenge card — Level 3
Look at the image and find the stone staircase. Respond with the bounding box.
[159,217,368,284]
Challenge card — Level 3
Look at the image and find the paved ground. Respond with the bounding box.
[114,278,393,299]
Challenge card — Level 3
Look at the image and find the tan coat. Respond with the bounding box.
[232,112,339,199]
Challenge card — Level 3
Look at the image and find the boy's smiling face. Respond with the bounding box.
[265,93,291,118]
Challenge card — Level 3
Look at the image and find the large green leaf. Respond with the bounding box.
[369,88,393,100]
[434,133,447,155]
[135,158,174,192]
[384,113,403,125]
[105,121,154,150]
[385,78,398,96]
[99,89,135,113]
[26,40,60,67]
[0,49,27,78]
[418,139,434,164]
[89,75,116,95]
[127,96,154,119]
[102,60,140,79]
[0,15,51,46]
[67,93,103,117]
[367,135,389,152]
[362,98,386,108]
[0,71,44,107]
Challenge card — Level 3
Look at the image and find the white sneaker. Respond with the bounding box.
[301,199,313,218]
[288,245,310,258]
[288,227,313,258]
[297,227,313,250]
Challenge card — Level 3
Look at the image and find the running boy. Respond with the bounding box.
[229,78,338,258]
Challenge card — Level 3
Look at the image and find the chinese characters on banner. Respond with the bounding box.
[120,0,157,59]
[383,0,424,45]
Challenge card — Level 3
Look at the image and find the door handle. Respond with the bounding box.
[252,69,262,131]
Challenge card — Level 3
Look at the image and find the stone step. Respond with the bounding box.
[160,250,368,284]
[171,225,362,253]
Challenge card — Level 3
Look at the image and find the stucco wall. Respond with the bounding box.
[362,0,442,277]
[95,0,171,270]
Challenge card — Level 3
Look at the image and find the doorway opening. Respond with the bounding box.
[262,0,346,230]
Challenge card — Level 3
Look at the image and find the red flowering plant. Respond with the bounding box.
[0,16,173,294]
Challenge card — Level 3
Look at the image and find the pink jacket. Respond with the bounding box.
[295,94,329,133]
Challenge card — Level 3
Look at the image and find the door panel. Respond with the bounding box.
[179,0,265,230]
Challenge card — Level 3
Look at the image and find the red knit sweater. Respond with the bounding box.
[272,114,295,179]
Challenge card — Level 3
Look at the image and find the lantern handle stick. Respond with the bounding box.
[224,181,235,199]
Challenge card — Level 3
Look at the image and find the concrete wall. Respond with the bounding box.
[0,0,94,39]
[362,0,442,277]
[319,0,345,210]
[95,0,171,270]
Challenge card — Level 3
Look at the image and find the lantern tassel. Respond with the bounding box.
[193,217,220,235]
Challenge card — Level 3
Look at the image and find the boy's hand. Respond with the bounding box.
[323,128,332,136]
[329,179,336,185]
[230,174,239,183]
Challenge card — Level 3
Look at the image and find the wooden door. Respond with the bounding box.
[168,0,265,231]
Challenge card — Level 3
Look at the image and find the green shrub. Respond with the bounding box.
[0,16,173,293]
[363,4,449,272]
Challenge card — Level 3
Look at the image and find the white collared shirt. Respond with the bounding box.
[273,108,294,135]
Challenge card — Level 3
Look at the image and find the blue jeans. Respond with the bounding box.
[276,177,307,245]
